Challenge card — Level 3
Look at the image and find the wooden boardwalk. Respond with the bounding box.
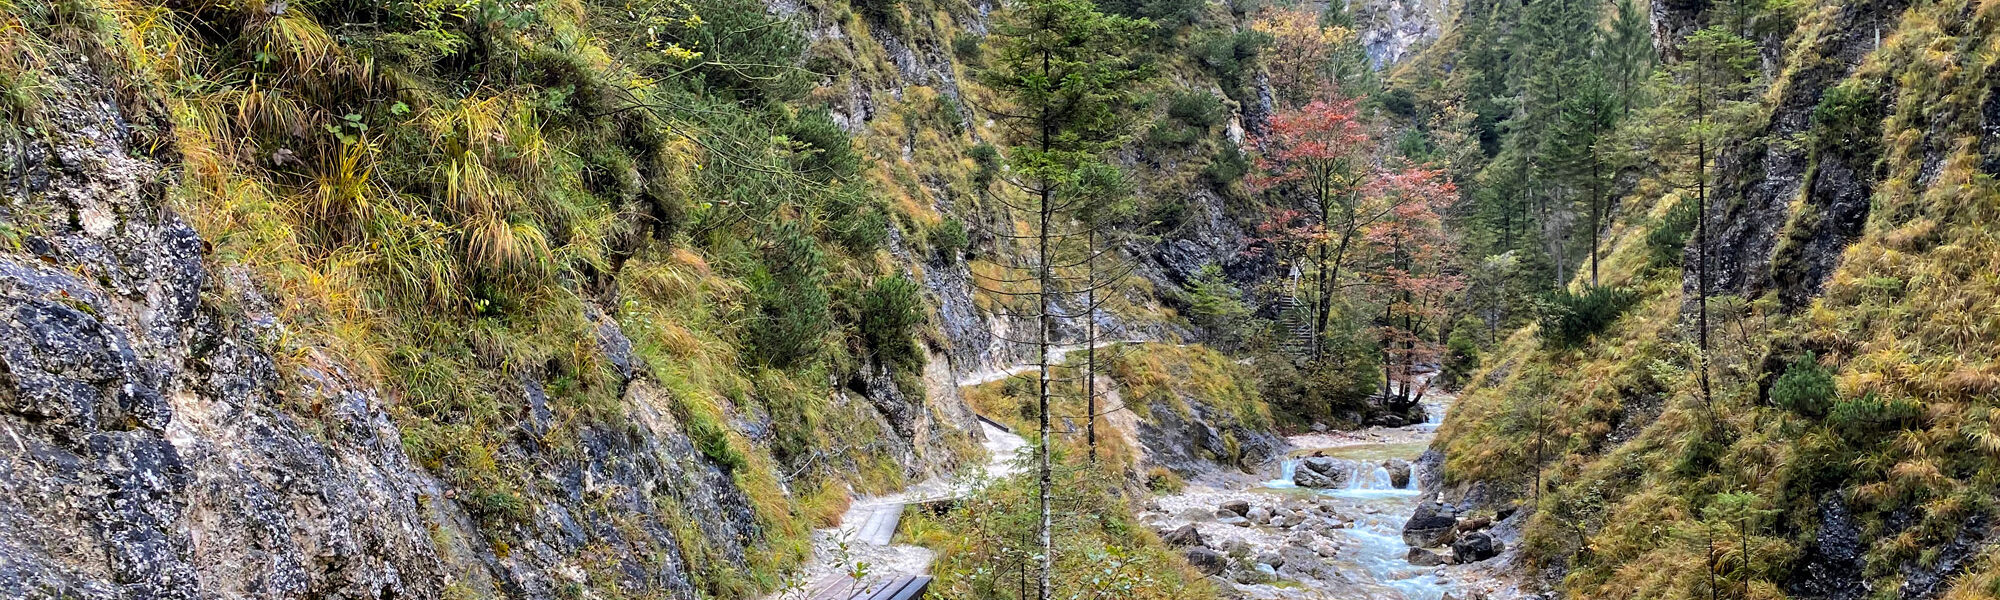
[849,503,906,546]
[805,574,932,600]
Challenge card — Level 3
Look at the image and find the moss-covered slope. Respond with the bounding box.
[1430,1,2000,598]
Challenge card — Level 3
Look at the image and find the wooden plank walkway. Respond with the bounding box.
[851,503,906,546]
[806,575,931,600]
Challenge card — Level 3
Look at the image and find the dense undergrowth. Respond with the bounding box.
[2,0,976,593]
[901,448,1220,600]
[921,343,1259,600]
[1431,0,2000,597]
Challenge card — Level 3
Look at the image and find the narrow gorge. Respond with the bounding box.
[4,0,2000,598]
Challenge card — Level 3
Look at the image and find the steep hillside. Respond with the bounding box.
[1421,0,2000,598]
[0,0,1374,595]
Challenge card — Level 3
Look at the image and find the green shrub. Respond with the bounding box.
[1442,315,1483,389]
[1098,0,1202,31]
[830,202,889,254]
[1166,90,1225,129]
[1190,30,1270,101]
[672,0,811,102]
[1395,128,1430,160]
[789,109,863,181]
[968,143,1001,189]
[1810,80,1881,154]
[952,33,984,64]
[1140,194,1189,235]
[853,0,905,30]
[1202,144,1250,186]
[1186,265,1255,350]
[1769,352,1836,417]
[688,410,749,471]
[935,94,965,134]
[1646,199,1698,270]
[1378,88,1419,119]
[1827,393,1921,443]
[745,221,832,368]
[928,218,968,259]
[1144,121,1201,148]
[1535,285,1640,349]
[1145,467,1186,493]
[860,275,926,371]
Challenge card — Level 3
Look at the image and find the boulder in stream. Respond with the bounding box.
[1402,502,1459,548]
[1163,524,1205,548]
[1246,506,1272,524]
[1294,457,1347,488]
[1383,459,1412,489]
[1185,547,1228,575]
[1452,531,1502,563]
[1407,547,1447,567]
[1219,499,1250,517]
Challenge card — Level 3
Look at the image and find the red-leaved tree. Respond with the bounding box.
[1360,165,1461,409]
[1245,96,1372,359]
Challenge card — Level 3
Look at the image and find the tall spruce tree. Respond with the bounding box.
[1654,27,1758,406]
[1549,69,1619,286]
[980,1,1147,596]
[1607,0,1656,117]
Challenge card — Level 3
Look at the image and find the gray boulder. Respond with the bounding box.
[1278,545,1335,581]
[1293,457,1347,488]
[1452,531,1501,563]
[1407,547,1447,566]
[1401,502,1458,548]
[1163,524,1205,548]
[1184,547,1228,575]
[1246,506,1272,524]
[1383,459,1412,489]
[1219,499,1251,517]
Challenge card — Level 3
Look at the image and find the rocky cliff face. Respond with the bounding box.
[1349,0,1447,68]
[1689,0,1907,313]
[0,39,978,600]
[1434,0,2000,596]
[1,56,458,599]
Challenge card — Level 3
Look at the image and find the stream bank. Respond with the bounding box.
[1138,393,1525,600]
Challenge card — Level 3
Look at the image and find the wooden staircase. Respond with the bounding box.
[1277,266,1315,358]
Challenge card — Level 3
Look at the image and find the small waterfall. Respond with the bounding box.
[1266,458,1302,489]
[1267,457,1415,492]
[1340,464,1398,490]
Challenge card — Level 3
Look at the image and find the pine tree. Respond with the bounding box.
[980,1,1148,596]
[1607,0,1655,117]
[1654,27,1758,406]
[1548,69,1618,286]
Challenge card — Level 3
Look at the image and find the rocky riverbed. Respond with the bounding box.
[1138,393,1530,600]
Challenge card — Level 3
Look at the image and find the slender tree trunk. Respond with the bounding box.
[1314,179,1333,361]
[1085,225,1097,463]
[1695,58,1714,409]
[1590,145,1602,287]
[1035,49,1054,600]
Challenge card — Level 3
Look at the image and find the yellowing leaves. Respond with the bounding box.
[1249,7,1354,107]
